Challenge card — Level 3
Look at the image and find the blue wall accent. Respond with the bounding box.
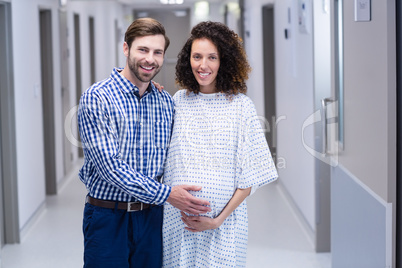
[331,165,389,268]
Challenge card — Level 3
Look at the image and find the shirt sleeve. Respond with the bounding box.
[236,96,278,195]
[78,91,171,205]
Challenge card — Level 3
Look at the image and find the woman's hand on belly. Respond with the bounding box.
[180,211,224,232]
[180,187,252,232]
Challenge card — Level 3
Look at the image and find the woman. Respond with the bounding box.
[162,21,278,267]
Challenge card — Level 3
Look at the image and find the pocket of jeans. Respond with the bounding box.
[83,203,96,234]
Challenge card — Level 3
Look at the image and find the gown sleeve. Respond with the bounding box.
[236,95,278,195]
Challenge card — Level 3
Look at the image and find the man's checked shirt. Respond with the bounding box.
[78,68,174,204]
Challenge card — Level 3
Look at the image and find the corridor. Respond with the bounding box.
[1,161,331,268]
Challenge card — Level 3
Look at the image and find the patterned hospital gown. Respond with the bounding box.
[162,90,278,267]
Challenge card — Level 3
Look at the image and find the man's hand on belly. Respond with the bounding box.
[167,185,211,215]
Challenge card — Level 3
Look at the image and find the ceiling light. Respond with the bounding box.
[194,1,209,19]
[160,0,183,4]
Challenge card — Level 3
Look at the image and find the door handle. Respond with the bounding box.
[321,98,334,155]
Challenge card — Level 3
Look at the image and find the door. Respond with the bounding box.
[0,1,19,244]
[39,9,57,195]
[396,1,402,266]
[0,1,6,246]
[330,0,396,266]
[74,14,83,157]
[262,5,277,162]
[312,1,332,252]
[59,9,73,175]
[89,16,95,85]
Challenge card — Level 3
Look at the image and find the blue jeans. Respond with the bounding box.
[83,202,163,268]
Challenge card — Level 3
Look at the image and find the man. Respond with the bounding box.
[78,18,210,268]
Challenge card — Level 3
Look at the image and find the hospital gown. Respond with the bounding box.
[162,90,278,267]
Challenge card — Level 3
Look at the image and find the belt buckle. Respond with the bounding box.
[127,202,142,212]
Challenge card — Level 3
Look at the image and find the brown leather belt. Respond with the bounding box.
[87,196,152,212]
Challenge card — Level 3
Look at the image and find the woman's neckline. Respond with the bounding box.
[198,91,221,98]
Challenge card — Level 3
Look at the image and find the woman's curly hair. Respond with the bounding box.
[175,21,251,96]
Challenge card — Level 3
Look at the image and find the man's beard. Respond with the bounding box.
[128,56,161,83]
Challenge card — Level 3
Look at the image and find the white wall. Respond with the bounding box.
[10,0,126,231]
[11,0,62,230]
[244,0,316,231]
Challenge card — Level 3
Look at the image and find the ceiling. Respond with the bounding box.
[116,0,225,8]
[68,0,227,11]
[117,0,224,3]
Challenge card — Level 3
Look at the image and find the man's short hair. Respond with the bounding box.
[124,17,170,51]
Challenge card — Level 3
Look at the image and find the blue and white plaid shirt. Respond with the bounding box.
[78,68,174,205]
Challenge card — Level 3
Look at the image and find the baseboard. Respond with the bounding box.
[19,201,46,243]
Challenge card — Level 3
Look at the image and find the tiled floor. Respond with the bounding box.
[1,161,331,267]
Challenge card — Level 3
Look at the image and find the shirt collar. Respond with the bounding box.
[111,68,158,96]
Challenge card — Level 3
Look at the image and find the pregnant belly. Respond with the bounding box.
[187,186,234,218]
